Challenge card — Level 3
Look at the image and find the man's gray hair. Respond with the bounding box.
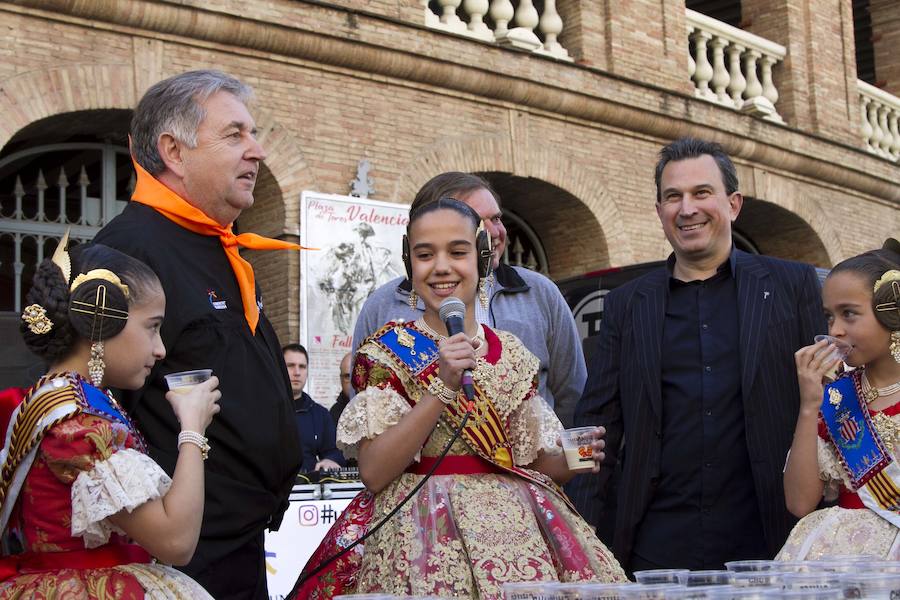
[131,70,254,175]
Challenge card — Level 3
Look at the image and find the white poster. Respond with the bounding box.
[300,192,408,406]
[264,496,356,600]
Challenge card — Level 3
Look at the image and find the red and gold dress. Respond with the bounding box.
[0,372,212,599]
[296,321,625,599]
[778,370,900,560]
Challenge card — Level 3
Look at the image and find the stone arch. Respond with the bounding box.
[0,63,318,236]
[393,132,637,271]
[734,169,846,266]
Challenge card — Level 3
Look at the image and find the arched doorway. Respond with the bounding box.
[481,172,608,280]
[735,197,831,267]
[0,110,133,386]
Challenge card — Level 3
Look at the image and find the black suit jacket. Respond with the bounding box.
[572,250,826,570]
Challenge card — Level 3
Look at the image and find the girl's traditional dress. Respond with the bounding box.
[779,369,900,560]
[296,321,626,599]
[0,372,213,599]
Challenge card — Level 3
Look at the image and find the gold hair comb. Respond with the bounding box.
[70,269,130,299]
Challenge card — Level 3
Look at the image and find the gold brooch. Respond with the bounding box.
[828,387,843,407]
[22,303,53,335]
[394,325,417,356]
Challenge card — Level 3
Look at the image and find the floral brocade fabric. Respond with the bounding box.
[777,388,900,561]
[0,386,212,599]
[328,324,626,598]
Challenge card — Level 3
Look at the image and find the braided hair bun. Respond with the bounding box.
[21,259,77,363]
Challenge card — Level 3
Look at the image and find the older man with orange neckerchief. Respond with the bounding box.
[94,70,305,600]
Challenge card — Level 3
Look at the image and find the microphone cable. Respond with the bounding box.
[288,401,475,597]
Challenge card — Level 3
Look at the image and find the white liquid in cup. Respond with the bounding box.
[165,369,212,393]
[560,427,596,471]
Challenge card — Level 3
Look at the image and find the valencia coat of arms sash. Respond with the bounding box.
[820,373,900,527]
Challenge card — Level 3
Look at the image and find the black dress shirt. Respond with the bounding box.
[631,253,767,570]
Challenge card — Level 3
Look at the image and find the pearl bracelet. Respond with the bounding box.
[178,430,210,460]
[427,377,459,405]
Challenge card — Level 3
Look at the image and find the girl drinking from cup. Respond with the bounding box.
[0,240,221,598]
[295,199,625,598]
[780,239,900,559]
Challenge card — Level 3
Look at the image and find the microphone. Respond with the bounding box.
[438,297,476,401]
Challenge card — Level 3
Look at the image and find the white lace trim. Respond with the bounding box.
[337,386,412,460]
[70,448,172,548]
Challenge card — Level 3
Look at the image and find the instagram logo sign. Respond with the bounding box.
[298,505,319,526]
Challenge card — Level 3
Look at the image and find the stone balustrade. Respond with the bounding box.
[686,9,786,123]
[858,80,900,163]
[423,0,572,61]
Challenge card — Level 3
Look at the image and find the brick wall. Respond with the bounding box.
[0,0,897,345]
[871,0,900,96]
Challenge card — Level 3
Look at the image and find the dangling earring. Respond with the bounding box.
[88,341,106,387]
[891,331,900,364]
[408,289,419,311]
[478,278,488,310]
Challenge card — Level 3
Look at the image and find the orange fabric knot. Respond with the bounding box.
[129,157,313,333]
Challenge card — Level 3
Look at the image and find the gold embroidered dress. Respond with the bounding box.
[778,370,900,560]
[314,321,625,598]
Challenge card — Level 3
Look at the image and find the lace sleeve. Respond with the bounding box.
[508,387,564,467]
[337,348,415,460]
[817,435,849,501]
[336,387,413,460]
[70,448,172,548]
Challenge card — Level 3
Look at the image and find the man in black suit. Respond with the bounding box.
[572,138,826,572]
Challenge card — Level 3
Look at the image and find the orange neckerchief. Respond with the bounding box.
[130,158,310,334]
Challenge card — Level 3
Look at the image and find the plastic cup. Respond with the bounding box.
[560,427,596,471]
[841,572,900,599]
[503,582,556,600]
[616,584,682,599]
[633,569,689,585]
[813,335,852,381]
[724,560,778,573]
[706,587,780,599]
[778,590,841,600]
[678,571,733,587]
[164,369,212,394]
[729,572,784,588]
[570,584,630,600]
[781,572,841,591]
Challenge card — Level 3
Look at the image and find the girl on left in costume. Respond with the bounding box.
[780,239,900,559]
[0,240,221,598]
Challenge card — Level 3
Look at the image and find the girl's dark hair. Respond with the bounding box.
[828,238,900,331]
[21,243,161,363]
[408,197,481,232]
[409,172,498,214]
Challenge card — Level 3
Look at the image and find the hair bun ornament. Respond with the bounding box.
[70,269,130,299]
[21,303,53,335]
[68,273,130,343]
[51,228,72,284]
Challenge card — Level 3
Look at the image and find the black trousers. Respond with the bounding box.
[186,533,268,600]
